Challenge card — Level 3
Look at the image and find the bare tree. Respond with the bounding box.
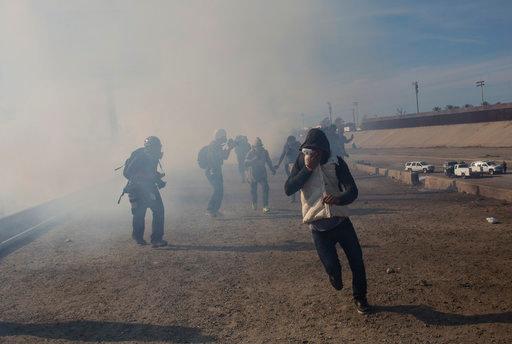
[396,107,407,116]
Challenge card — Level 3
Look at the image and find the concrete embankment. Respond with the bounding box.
[351,163,512,203]
[352,120,512,149]
[350,163,419,185]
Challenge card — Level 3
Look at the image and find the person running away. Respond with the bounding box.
[123,136,168,247]
[274,135,301,202]
[284,128,371,315]
[245,137,276,213]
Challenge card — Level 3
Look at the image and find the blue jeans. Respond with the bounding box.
[311,218,367,299]
[250,179,269,207]
[206,170,224,212]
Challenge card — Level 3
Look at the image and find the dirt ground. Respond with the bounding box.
[1,166,512,343]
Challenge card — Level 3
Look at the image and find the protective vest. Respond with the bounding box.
[300,162,348,223]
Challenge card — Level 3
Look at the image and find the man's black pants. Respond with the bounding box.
[311,218,367,300]
[130,188,164,242]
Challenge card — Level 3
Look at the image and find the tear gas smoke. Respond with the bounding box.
[0,0,331,214]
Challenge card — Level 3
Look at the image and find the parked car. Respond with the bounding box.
[443,161,458,176]
[485,161,505,174]
[404,161,435,173]
[454,163,482,178]
[470,161,503,175]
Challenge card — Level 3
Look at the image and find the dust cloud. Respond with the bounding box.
[0,0,350,215]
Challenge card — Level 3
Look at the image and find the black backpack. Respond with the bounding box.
[123,148,144,179]
[197,145,210,169]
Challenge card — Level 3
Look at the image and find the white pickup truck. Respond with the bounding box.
[470,161,504,175]
[454,163,482,178]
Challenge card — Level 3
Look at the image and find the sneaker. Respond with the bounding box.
[151,239,168,248]
[262,207,270,213]
[134,238,147,246]
[329,274,343,290]
[252,203,257,210]
[354,298,371,315]
[206,210,217,217]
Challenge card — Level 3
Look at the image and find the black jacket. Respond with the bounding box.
[284,128,358,205]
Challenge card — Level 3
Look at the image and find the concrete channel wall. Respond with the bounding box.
[350,163,419,185]
[351,162,512,203]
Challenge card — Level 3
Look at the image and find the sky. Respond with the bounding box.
[0,0,511,213]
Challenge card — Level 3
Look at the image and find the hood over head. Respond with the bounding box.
[300,128,330,164]
[213,128,227,143]
[253,137,263,147]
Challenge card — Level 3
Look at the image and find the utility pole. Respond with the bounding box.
[352,101,359,128]
[413,81,419,114]
[327,102,332,124]
[352,108,356,131]
[476,80,485,105]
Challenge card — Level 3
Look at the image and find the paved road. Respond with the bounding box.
[1,167,511,343]
[350,148,512,189]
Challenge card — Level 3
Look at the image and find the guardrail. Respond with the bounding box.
[0,179,118,254]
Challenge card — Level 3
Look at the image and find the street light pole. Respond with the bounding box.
[413,81,419,114]
[327,102,332,125]
[476,80,485,105]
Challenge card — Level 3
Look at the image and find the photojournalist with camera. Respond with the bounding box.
[122,136,168,247]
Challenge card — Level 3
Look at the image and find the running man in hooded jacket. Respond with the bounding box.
[284,128,370,315]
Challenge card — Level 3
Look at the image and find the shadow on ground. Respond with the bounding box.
[216,207,396,220]
[0,320,216,343]
[162,241,379,253]
[375,305,512,326]
[163,240,314,253]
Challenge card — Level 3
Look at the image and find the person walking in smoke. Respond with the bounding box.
[319,117,345,159]
[334,116,354,157]
[234,135,251,183]
[284,128,370,315]
[245,137,276,213]
[202,129,235,217]
[274,135,301,202]
[122,136,168,247]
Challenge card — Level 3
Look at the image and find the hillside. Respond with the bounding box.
[352,121,512,148]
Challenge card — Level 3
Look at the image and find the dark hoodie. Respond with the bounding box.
[284,128,358,206]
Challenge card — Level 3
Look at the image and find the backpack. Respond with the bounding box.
[123,148,144,179]
[197,145,210,169]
